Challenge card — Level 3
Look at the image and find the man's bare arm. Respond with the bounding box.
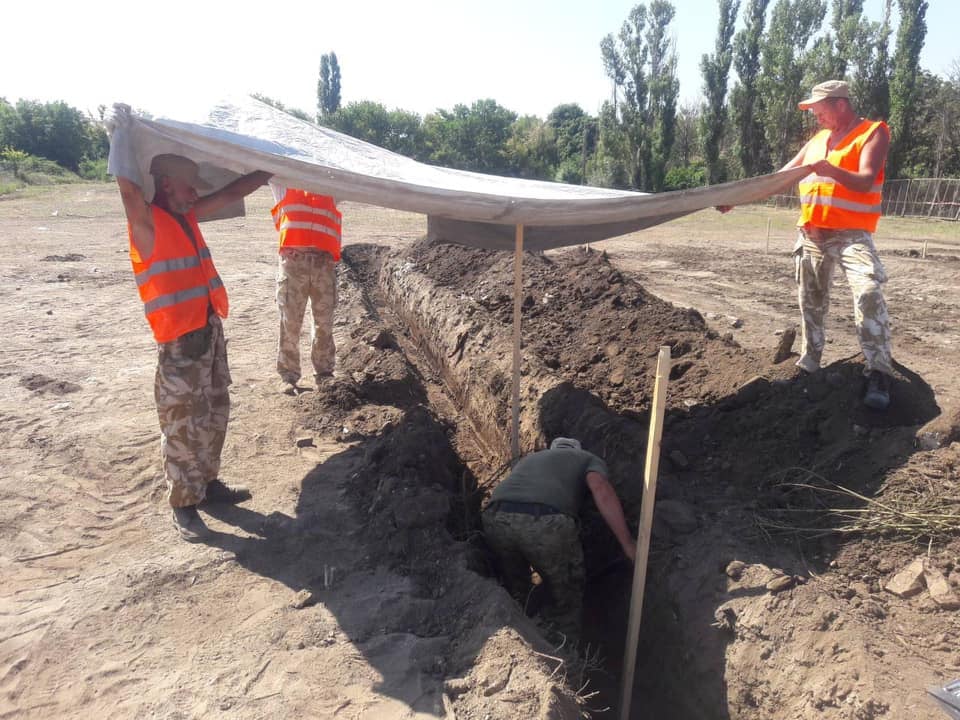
[195,171,273,221]
[117,177,155,260]
[779,139,814,172]
[586,471,636,561]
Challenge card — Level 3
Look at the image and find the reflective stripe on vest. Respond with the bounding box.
[271,190,342,260]
[797,120,887,233]
[129,206,229,343]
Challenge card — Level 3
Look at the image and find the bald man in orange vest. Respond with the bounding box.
[109,106,272,540]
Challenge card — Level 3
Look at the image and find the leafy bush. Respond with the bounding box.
[0,149,78,189]
[79,157,109,181]
[663,164,706,190]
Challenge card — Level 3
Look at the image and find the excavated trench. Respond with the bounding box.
[292,237,943,719]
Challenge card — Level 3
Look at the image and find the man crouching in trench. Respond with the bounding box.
[482,437,636,643]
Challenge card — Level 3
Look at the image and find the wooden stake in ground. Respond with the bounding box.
[511,224,524,460]
[619,345,672,720]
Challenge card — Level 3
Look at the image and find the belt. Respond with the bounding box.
[802,227,866,241]
[487,500,561,517]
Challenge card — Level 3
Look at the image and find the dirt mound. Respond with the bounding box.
[367,237,960,718]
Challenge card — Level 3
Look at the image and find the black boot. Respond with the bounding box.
[202,479,252,505]
[863,371,891,410]
[172,505,210,541]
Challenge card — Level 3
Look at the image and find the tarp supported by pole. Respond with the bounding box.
[109,95,812,253]
[511,224,524,459]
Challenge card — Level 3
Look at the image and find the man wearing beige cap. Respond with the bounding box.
[108,106,273,540]
[722,80,894,409]
[784,80,893,410]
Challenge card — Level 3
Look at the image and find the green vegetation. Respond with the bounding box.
[4,1,957,199]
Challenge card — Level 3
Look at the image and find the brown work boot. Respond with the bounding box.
[202,479,252,505]
[172,504,210,542]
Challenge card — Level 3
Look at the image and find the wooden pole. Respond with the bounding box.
[619,345,672,720]
[765,218,772,254]
[511,224,524,460]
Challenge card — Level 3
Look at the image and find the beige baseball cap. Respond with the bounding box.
[550,437,582,451]
[149,154,212,190]
[798,80,850,110]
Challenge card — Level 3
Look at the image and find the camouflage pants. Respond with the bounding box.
[276,250,337,383]
[794,229,894,376]
[481,508,584,641]
[155,315,231,508]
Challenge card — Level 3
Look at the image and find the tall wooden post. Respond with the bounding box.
[511,224,524,460]
[619,346,672,720]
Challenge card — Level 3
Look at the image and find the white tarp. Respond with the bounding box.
[116,95,809,251]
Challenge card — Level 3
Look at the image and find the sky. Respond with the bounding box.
[5,0,958,121]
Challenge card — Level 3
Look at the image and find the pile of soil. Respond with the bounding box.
[351,236,960,718]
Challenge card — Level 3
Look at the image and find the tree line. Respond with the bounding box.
[2,1,957,193]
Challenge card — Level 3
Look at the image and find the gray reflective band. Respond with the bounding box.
[278,221,342,239]
[208,276,223,291]
[280,204,340,223]
[143,284,210,314]
[799,194,882,214]
[801,176,883,194]
[135,255,202,287]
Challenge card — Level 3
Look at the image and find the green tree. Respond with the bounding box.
[588,101,631,188]
[820,0,866,78]
[546,103,593,184]
[317,52,342,121]
[251,94,312,122]
[2,100,90,171]
[385,109,426,159]
[328,101,392,147]
[887,0,928,178]
[758,0,827,170]
[646,0,680,191]
[671,102,701,167]
[423,100,517,175]
[504,115,558,180]
[931,62,960,178]
[847,1,892,120]
[700,0,740,184]
[730,0,771,177]
[600,2,679,191]
[894,71,957,178]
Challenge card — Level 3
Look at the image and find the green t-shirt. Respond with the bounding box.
[489,448,609,517]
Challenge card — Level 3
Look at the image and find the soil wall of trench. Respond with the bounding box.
[354,237,953,720]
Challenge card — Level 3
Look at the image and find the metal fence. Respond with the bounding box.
[766,177,960,221]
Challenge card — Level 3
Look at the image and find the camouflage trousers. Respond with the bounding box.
[276,250,337,383]
[481,507,584,641]
[794,229,894,376]
[155,315,231,508]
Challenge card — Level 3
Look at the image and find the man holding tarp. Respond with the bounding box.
[108,105,272,541]
[721,80,894,410]
[482,437,635,643]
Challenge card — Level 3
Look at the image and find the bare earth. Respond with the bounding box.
[1,183,959,720]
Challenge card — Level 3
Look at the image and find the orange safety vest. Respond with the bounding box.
[129,206,229,343]
[271,189,342,260]
[797,119,887,233]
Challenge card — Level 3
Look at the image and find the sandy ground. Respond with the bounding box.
[2,183,959,720]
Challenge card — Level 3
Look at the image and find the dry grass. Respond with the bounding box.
[754,465,960,542]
